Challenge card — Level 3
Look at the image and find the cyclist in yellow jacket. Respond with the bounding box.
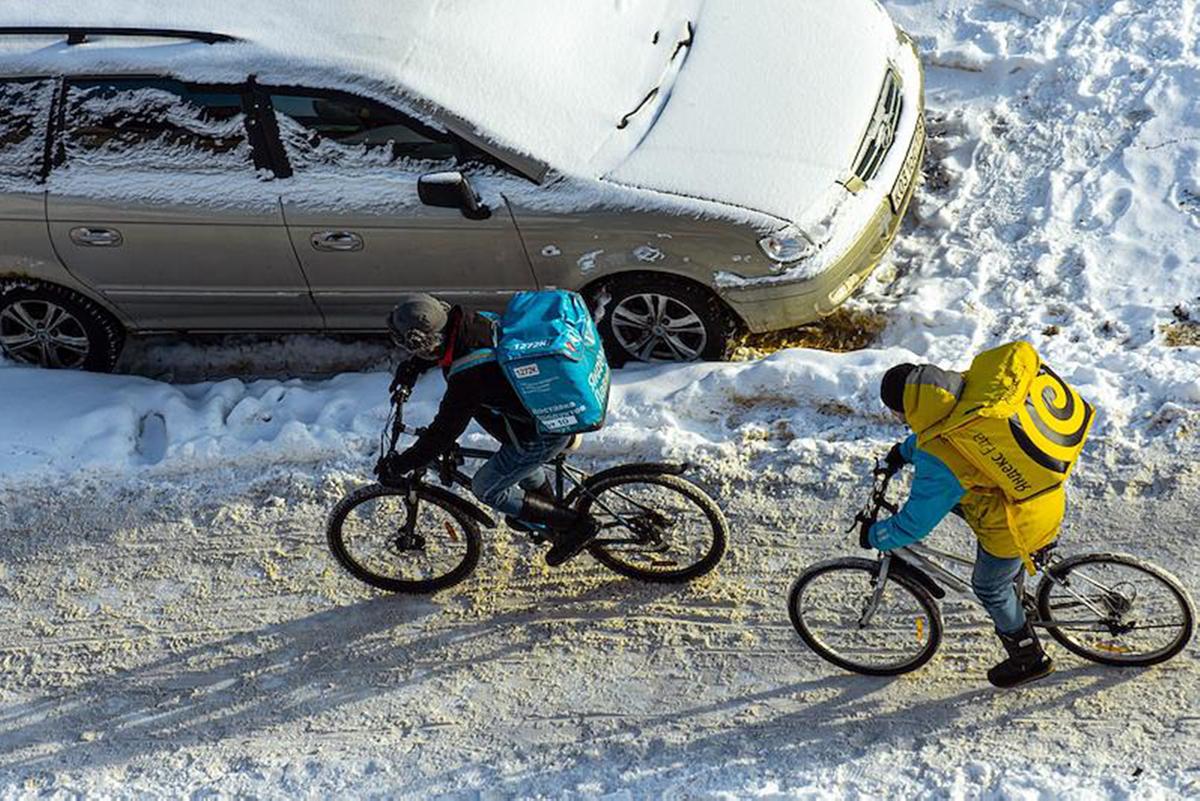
[870,359,1066,687]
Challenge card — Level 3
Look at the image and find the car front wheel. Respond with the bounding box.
[592,275,734,364]
[0,282,125,371]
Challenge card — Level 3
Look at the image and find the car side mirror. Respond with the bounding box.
[418,171,491,220]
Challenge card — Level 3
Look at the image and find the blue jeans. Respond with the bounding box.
[470,435,572,516]
[971,543,1027,634]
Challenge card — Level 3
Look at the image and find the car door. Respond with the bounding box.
[0,77,57,279]
[45,76,322,330]
[265,86,536,329]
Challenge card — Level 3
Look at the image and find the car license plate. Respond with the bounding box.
[890,114,925,213]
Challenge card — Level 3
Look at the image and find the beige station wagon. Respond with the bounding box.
[0,1,924,370]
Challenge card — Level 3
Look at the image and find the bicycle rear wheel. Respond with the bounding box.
[326,483,481,594]
[1037,552,1195,667]
[789,557,942,676]
[573,472,727,583]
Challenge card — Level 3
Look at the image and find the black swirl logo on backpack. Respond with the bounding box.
[1008,364,1094,475]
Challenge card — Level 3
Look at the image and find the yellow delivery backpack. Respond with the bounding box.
[920,341,1096,502]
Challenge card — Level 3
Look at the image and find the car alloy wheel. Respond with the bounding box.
[610,292,709,362]
[0,299,92,368]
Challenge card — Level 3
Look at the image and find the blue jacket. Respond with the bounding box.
[868,434,966,550]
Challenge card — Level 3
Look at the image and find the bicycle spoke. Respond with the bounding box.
[335,491,473,587]
[791,563,938,674]
[580,473,725,581]
[1039,555,1193,664]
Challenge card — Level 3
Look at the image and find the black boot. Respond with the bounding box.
[504,482,557,534]
[517,496,600,567]
[987,621,1054,688]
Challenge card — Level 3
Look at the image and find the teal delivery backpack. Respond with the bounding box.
[493,290,610,435]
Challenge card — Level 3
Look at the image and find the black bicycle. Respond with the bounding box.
[326,365,728,593]
[788,460,1195,676]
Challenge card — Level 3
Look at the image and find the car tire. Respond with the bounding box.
[0,281,125,371]
[590,274,736,365]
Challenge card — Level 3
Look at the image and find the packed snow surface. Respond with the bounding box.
[2,0,1200,797]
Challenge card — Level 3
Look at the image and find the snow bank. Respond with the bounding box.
[1,335,1193,489]
[0,368,389,479]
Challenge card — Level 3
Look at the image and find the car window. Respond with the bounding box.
[269,90,457,170]
[61,78,251,170]
[0,78,55,184]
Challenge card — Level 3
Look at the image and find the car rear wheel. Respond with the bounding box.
[592,275,734,364]
[0,282,125,371]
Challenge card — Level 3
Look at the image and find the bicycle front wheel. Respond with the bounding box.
[574,472,727,583]
[1037,552,1195,667]
[326,483,482,594]
[789,558,943,676]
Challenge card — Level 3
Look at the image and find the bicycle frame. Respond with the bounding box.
[855,462,1122,632]
[381,362,681,548]
[419,446,665,547]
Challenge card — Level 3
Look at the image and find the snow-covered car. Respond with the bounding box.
[0,1,925,370]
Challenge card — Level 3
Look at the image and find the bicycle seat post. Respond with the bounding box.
[553,453,567,500]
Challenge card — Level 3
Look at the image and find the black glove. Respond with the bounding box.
[389,357,431,397]
[374,452,410,488]
[857,513,875,550]
[883,442,908,475]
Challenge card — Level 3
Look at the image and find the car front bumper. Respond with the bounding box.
[716,37,926,335]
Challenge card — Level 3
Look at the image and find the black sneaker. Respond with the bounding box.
[545,516,600,567]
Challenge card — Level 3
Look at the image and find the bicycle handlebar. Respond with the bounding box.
[851,458,901,549]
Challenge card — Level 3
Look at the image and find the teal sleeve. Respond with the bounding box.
[868,438,965,550]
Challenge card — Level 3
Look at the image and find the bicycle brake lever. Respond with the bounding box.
[848,510,874,533]
[873,457,898,479]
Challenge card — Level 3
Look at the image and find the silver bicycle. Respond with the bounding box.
[789,462,1195,676]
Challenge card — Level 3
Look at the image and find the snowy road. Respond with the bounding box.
[2,0,1199,796]
[1,457,1196,798]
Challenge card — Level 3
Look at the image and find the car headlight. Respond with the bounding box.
[758,228,817,265]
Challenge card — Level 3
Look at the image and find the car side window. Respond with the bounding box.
[0,78,55,185]
[61,78,251,170]
[269,90,458,170]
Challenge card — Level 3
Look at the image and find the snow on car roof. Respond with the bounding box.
[0,0,703,180]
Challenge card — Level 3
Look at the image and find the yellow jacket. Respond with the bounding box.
[902,364,1066,570]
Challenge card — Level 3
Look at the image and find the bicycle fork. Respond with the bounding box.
[393,488,425,551]
[859,555,893,627]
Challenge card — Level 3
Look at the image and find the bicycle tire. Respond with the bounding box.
[326,483,482,594]
[573,472,727,583]
[788,557,943,676]
[1036,551,1195,667]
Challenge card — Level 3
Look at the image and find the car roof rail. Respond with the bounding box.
[0,27,240,46]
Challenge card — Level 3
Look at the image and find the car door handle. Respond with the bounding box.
[69,227,123,247]
[310,231,364,252]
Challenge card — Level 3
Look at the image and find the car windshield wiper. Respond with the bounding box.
[617,20,694,130]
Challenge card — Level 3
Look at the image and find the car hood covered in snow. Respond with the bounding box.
[0,0,701,177]
[606,0,900,225]
[1,0,897,222]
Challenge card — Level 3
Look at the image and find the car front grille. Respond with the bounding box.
[848,67,903,187]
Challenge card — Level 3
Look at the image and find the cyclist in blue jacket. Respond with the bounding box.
[869,363,1055,688]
